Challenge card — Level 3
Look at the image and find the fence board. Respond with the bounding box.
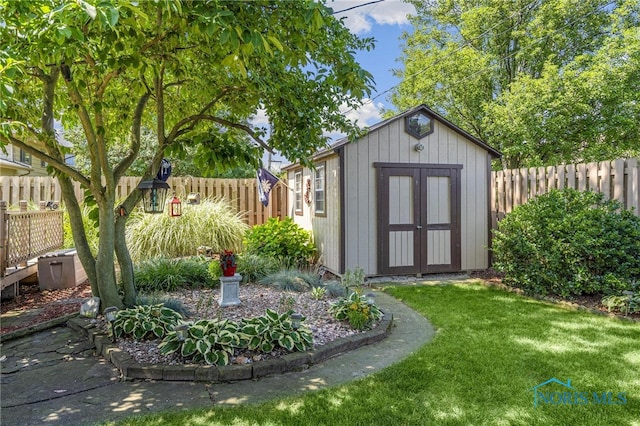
[491,158,640,225]
[0,176,287,226]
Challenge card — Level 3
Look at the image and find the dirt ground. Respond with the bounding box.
[0,281,92,335]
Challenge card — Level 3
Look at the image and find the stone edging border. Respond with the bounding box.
[67,310,394,382]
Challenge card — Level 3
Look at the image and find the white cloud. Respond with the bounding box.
[325,99,385,140]
[330,0,415,35]
[251,107,270,127]
[342,99,384,127]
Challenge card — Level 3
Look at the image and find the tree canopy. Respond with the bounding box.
[393,0,640,168]
[0,0,374,308]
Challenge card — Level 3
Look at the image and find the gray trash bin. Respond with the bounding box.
[38,249,88,290]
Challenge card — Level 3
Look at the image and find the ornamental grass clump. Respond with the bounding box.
[126,197,247,262]
[133,256,214,292]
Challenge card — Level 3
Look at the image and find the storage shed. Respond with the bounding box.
[285,105,501,276]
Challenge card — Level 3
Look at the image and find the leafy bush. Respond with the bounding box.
[159,319,243,366]
[240,309,313,352]
[63,204,100,255]
[258,269,321,292]
[244,217,316,267]
[134,256,215,293]
[329,291,383,330]
[126,198,248,262]
[236,253,280,284]
[112,304,183,340]
[492,189,640,297]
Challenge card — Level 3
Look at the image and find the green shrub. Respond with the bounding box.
[328,291,383,330]
[134,256,215,293]
[258,269,321,292]
[492,189,640,297]
[159,319,243,366]
[126,198,248,262]
[244,217,316,267]
[236,253,281,284]
[240,309,313,352]
[63,204,99,255]
[112,304,183,340]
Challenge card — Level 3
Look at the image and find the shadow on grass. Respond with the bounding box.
[112,283,639,426]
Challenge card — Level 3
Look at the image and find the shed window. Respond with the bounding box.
[294,170,303,215]
[405,111,434,139]
[314,163,325,216]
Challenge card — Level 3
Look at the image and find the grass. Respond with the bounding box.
[107,282,639,426]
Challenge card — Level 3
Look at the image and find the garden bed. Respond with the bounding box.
[101,284,375,365]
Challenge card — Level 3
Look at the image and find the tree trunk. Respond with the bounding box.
[58,175,99,296]
[115,215,136,307]
[94,194,124,309]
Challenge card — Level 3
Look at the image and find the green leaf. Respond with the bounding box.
[190,325,205,339]
[158,339,180,355]
[133,327,145,340]
[196,339,210,355]
[77,0,97,19]
[204,351,218,365]
[279,335,295,351]
[181,339,197,357]
[152,325,164,338]
[123,319,134,334]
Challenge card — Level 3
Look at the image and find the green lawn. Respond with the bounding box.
[110,283,640,425]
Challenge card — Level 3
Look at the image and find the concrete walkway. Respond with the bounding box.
[0,291,435,426]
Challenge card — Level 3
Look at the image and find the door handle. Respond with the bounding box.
[416,225,423,229]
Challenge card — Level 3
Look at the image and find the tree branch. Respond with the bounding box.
[114,92,151,180]
[5,135,91,187]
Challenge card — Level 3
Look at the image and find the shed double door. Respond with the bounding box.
[377,164,462,275]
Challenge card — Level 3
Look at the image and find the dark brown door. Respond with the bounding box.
[377,163,461,275]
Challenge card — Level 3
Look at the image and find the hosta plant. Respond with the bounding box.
[113,304,183,340]
[241,309,313,352]
[158,319,244,366]
[329,291,383,330]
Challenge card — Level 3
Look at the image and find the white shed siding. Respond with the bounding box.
[287,156,341,272]
[343,117,490,275]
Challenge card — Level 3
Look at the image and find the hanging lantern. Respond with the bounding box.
[137,179,170,214]
[169,196,182,217]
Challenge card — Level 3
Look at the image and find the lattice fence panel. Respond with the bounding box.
[6,211,64,268]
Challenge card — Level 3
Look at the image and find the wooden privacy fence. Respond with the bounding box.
[490,158,640,227]
[0,176,289,227]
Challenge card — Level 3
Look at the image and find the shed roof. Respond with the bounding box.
[283,104,502,170]
[332,104,502,158]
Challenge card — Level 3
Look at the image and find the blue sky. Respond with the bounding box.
[257,0,416,165]
[331,0,416,128]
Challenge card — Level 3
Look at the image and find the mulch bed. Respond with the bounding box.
[2,272,637,336]
[0,281,92,335]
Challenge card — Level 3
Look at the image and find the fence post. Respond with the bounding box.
[627,158,639,214]
[0,201,6,277]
